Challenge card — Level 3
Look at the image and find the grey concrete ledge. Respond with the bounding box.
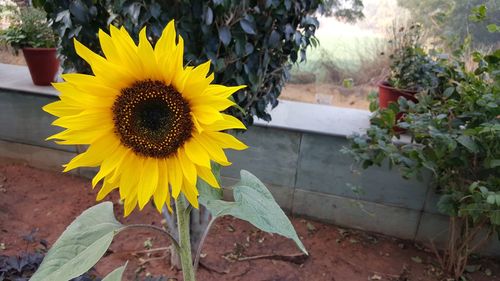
[0,63,59,97]
[255,100,371,137]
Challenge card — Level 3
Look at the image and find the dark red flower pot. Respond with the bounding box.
[22,48,59,86]
[378,81,418,132]
[378,80,417,108]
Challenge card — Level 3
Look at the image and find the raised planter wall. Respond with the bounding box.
[0,63,498,256]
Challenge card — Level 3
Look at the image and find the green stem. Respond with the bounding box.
[176,195,196,281]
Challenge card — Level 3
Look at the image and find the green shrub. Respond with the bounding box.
[38,0,363,125]
[0,6,56,54]
[385,23,441,92]
[345,41,500,278]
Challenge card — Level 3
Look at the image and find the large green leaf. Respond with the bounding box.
[491,210,500,225]
[457,135,479,153]
[201,170,307,254]
[102,263,127,281]
[30,202,123,281]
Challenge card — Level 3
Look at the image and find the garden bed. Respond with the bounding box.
[1,158,498,281]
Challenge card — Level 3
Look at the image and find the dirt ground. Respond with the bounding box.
[0,158,499,281]
[280,82,371,109]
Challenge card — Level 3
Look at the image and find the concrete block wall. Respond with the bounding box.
[1,63,498,255]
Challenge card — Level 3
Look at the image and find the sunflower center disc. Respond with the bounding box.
[112,80,193,158]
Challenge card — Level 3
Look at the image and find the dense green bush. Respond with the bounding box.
[0,6,56,53]
[38,0,363,125]
[345,37,500,278]
[385,23,442,92]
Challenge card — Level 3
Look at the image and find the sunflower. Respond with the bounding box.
[43,21,248,216]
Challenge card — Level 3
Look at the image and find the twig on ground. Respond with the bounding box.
[199,260,230,274]
[237,253,309,264]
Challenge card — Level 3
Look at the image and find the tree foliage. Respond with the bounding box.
[398,0,500,47]
[39,0,363,125]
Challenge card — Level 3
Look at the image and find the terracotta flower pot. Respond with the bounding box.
[378,80,418,132]
[22,48,59,86]
[378,80,417,108]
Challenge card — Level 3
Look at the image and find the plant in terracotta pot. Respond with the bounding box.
[0,6,58,85]
[379,23,441,109]
[346,37,500,280]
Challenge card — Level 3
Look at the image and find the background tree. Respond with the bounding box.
[397,0,500,47]
[38,0,364,126]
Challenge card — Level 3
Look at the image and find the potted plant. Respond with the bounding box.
[379,23,440,109]
[0,6,58,86]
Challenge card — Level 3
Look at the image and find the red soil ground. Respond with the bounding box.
[0,158,498,281]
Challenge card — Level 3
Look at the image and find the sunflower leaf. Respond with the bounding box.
[201,170,307,254]
[102,263,127,281]
[30,202,123,281]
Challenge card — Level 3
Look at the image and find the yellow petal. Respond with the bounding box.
[190,112,204,133]
[167,156,183,199]
[195,134,231,166]
[178,148,197,186]
[91,145,127,187]
[171,38,188,91]
[183,138,211,168]
[96,178,119,201]
[182,182,199,208]
[43,101,83,117]
[53,82,114,107]
[63,135,119,172]
[52,109,113,131]
[61,73,120,97]
[204,84,246,99]
[155,21,177,85]
[138,27,161,80]
[154,20,176,65]
[197,165,220,188]
[191,105,223,125]
[107,148,132,183]
[138,158,159,209]
[98,29,122,63]
[108,25,142,78]
[119,156,142,200]
[153,159,171,213]
[189,95,235,111]
[191,60,211,80]
[206,132,248,150]
[124,194,138,217]
[50,128,112,145]
[204,114,247,131]
[73,39,133,88]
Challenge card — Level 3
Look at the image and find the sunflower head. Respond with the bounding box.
[43,21,248,216]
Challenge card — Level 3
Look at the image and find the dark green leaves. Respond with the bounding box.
[42,0,363,126]
[68,0,89,23]
[456,135,479,153]
[218,25,231,46]
[269,30,281,48]
[239,18,256,35]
